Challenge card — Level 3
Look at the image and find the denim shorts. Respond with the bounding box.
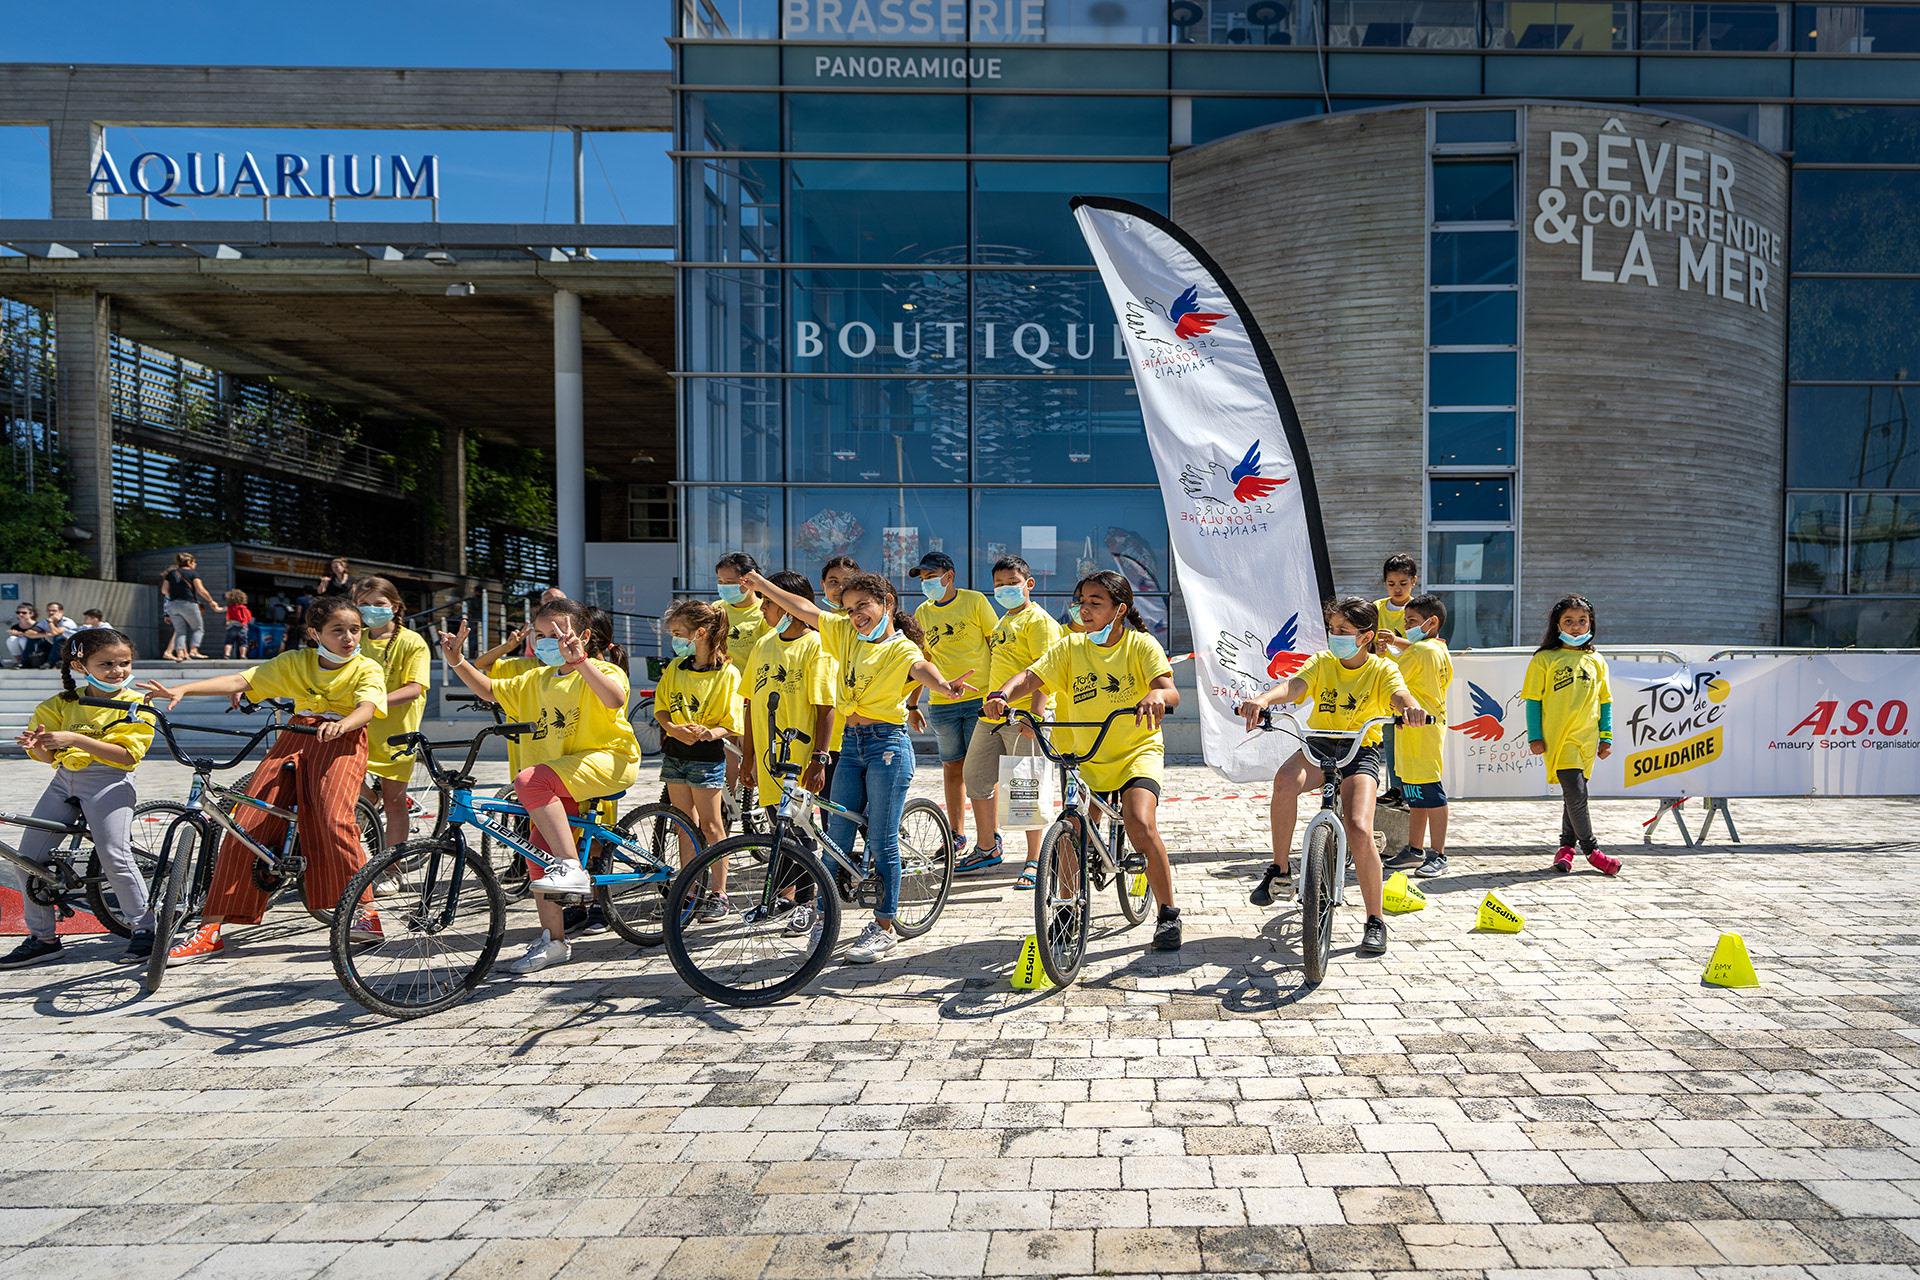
[925,698,984,764]
[660,754,727,789]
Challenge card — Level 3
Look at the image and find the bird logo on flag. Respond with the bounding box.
[1180,439,1290,508]
[1216,613,1309,684]
[1169,284,1227,340]
[1452,681,1507,742]
[1124,282,1228,347]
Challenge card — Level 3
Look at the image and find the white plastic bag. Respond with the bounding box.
[997,753,1061,832]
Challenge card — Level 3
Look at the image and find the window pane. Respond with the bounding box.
[972,97,1168,155]
[973,162,1168,265]
[972,271,1128,375]
[1431,231,1517,284]
[1640,2,1788,50]
[1191,97,1323,144]
[788,160,966,264]
[787,379,968,483]
[1790,280,1920,382]
[1428,477,1513,521]
[787,269,968,374]
[684,93,779,151]
[789,487,970,582]
[1850,494,1920,594]
[685,378,782,482]
[973,488,1173,635]
[1429,589,1515,647]
[1793,104,1920,162]
[1784,492,1846,595]
[1434,109,1517,143]
[1787,387,1920,489]
[1793,171,1920,273]
[1641,101,1785,149]
[1426,530,1516,584]
[1429,352,1517,407]
[1428,409,1517,466]
[684,156,780,263]
[686,486,784,573]
[1430,290,1517,345]
[787,94,965,153]
[684,268,782,374]
[989,0,1169,42]
[1485,1,1632,49]
[1171,0,1318,45]
[1798,3,1920,51]
[683,0,779,39]
[1785,597,1920,646]
[1326,0,1478,47]
[972,380,1151,482]
[1433,160,1515,223]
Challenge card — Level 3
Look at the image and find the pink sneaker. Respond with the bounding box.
[1585,848,1622,876]
[1552,846,1576,873]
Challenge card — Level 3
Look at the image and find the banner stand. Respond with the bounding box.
[1697,797,1742,844]
[1643,798,1697,848]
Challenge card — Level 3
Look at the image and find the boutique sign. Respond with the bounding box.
[85,149,440,209]
[1530,116,1782,312]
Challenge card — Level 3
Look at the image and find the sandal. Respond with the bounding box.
[1014,861,1039,890]
[955,837,1003,875]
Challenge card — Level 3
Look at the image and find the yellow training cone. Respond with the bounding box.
[1382,871,1426,914]
[1476,891,1524,933]
[1011,934,1051,990]
[1702,932,1759,988]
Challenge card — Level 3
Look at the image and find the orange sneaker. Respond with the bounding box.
[350,909,383,942]
[167,924,225,965]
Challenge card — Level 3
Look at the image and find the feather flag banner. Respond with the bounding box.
[1073,198,1336,782]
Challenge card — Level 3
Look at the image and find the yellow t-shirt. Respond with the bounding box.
[721,596,768,675]
[1028,629,1174,792]
[655,657,744,736]
[1374,597,1411,640]
[819,612,922,726]
[492,660,641,800]
[243,649,389,719]
[985,603,1063,716]
[1296,651,1408,748]
[1523,649,1613,778]
[29,688,153,772]
[913,588,995,706]
[744,627,837,806]
[363,627,433,781]
[1392,638,1453,785]
[490,654,540,681]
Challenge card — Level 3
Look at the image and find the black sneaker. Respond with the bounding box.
[0,936,64,968]
[1152,906,1183,951]
[1416,851,1448,878]
[1248,862,1290,907]
[122,930,155,962]
[1385,844,1422,869]
[562,903,589,934]
[1359,915,1388,956]
[577,905,610,937]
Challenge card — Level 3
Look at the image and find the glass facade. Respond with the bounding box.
[677,0,1920,646]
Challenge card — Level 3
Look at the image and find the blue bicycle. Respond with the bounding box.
[328,720,702,1019]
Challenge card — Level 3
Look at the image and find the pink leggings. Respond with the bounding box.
[514,765,580,868]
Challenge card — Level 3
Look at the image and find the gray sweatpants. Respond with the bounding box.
[18,766,149,939]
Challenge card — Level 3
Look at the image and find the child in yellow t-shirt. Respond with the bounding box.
[655,598,743,912]
[1239,596,1428,959]
[740,571,837,813]
[1390,595,1453,879]
[1524,594,1620,877]
[352,576,431,853]
[908,551,997,862]
[962,555,1062,886]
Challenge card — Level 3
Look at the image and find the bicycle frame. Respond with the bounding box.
[1253,707,1401,908]
[0,809,90,888]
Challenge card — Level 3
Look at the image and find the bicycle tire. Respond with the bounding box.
[1034,816,1091,988]
[1110,811,1154,928]
[891,797,954,939]
[664,833,839,1007]
[146,812,209,994]
[87,800,190,937]
[1301,820,1338,986]
[630,695,663,756]
[356,795,384,860]
[330,838,505,1020]
[603,801,703,947]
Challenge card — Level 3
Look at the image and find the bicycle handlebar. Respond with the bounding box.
[1245,706,1402,771]
[388,720,536,790]
[1002,706,1154,770]
[72,696,317,772]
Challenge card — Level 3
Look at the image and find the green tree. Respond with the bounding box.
[0,460,90,576]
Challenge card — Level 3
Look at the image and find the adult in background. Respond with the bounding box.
[161,553,219,662]
[315,557,354,598]
[8,604,52,669]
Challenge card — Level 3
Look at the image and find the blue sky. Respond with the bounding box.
[1,1,674,228]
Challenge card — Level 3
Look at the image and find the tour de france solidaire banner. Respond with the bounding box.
[1445,652,1920,798]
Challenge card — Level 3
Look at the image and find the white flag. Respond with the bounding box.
[1073,197,1334,782]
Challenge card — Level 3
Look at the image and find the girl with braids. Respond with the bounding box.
[352,576,431,853]
[439,597,640,975]
[655,599,743,916]
[1525,595,1621,877]
[1,628,155,968]
[744,569,975,965]
[984,570,1187,952]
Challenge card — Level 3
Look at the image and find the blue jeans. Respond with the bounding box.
[926,698,983,763]
[826,723,916,921]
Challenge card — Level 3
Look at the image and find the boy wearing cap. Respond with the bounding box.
[908,552,996,864]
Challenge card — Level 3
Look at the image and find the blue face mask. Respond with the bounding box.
[1559,630,1592,646]
[1328,634,1362,659]
[993,585,1026,610]
[717,582,746,606]
[670,636,694,659]
[358,605,394,628]
[1066,602,1084,625]
[534,636,567,667]
[317,640,360,666]
[83,671,132,693]
[919,576,947,602]
[858,615,890,644]
[822,599,842,613]
[1086,620,1116,646]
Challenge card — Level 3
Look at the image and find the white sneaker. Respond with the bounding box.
[783,904,816,935]
[532,860,592,896]
[508,930,572,975]
[844,920,898,965]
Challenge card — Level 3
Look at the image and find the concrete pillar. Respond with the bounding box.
[553,290,585,598]
[52,289,115,578]
[49,118,107,220]
[437,423,470,585]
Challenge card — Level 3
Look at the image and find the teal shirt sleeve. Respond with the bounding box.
[1525,698,1543,743]
[1598,701,1613,738]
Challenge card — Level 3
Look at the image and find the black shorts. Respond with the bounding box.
[1099,776,1161,803]
[1401,779,1448,809]
[1306,736,1384,785]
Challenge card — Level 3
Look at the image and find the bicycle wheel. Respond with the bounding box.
[479,784,533,902]
[892,797,954,939]
[1034,816,1091,988]
[664,834,839,1007]
[1300,820,1339,986]
[86,800,189,936]
[146,812,211,995]
[356,795,384,860]
[331,837,505,1020]
[630,695,663,756]
[1110,810,1154,928]
[602,802,703,947]
[730,780,769,838]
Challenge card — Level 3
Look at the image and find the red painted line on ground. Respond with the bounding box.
[0,886,108,936]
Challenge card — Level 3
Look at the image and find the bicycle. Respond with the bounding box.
[661,692,954,1007]
[0,788,191,942]
[1246,706,1400,984]
[329,721,704,1020]
[999,708,1159,989]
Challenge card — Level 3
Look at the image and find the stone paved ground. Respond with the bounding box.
[3,756,1920,1280]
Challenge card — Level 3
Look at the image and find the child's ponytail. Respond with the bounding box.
[586,607,630,672]
[664,599,730,664]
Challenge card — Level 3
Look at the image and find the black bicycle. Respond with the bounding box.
[0,791,189,941]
